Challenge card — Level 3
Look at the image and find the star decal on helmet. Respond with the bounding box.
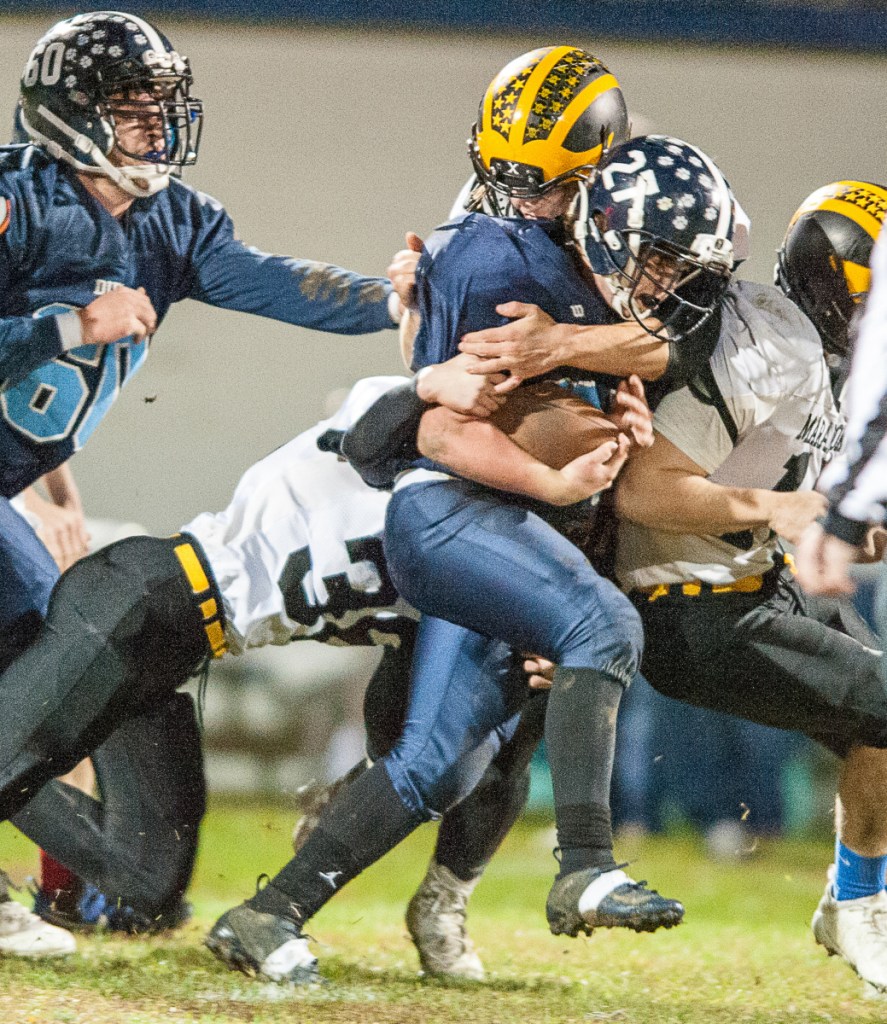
[524,49,608,142]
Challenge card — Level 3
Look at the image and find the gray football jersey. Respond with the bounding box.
[617,281,844,589]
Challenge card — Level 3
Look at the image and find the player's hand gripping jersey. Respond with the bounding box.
[412,213,617,371]
[183,376,413,654]
[617,281,845,589]
[0,147,393,496]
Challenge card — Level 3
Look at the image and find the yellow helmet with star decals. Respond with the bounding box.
[776,180,887,357]
[469,46,629,207]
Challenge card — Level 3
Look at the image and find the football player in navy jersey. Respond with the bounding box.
[0,9,401,954]
[0,8,398,659]
[199,137,738,984]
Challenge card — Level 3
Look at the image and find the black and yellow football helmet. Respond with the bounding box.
[776,181,887,357]
[469,45,629,212]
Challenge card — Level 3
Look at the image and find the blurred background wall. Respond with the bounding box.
[1,5,884,821]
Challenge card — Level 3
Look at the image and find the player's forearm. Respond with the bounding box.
[417,406,585,505]
[0,315,75,390]
[617,472,779,535]
[556,322,669,381]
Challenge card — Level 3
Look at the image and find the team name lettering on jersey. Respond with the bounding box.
[797,414,845,455]
[93,279,122,295]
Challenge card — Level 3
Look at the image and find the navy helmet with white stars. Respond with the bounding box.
[574,135,736,342]
[19,11,203,198]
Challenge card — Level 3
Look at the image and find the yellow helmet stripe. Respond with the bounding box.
[818,196,884,242]
[548,72,620,149]
[509,46,570,149]
[843,260,871,298]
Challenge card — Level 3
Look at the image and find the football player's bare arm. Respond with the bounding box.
[22,464,90,572]
[615,431,827,545]
[418,404,629,505]
[458,302,669,390]
[415,353,506,418]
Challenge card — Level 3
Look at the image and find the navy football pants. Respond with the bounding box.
[0,496,59,669]
[381,478,642,817]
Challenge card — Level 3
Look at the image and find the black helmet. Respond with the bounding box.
[776,181,887,358]
[19,11,203,197]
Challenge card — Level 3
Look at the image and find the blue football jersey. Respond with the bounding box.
[409,213,621,481]
[0,146,394,496]
[412,213,618,373]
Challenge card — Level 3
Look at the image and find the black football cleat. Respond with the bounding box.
[205,903,319,984]
[546,866,684,937]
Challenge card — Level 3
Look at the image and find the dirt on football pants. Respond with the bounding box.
[0,535,213,912]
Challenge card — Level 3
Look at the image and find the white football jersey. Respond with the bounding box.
[182,376,414,654]
[617,281,845,589]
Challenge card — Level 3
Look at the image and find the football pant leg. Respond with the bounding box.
[12,693,205,915]
[0,535,210,821]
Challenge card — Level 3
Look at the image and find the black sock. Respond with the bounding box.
[435,691,546,881]
[249,763,422,924]
[544,668,624,876]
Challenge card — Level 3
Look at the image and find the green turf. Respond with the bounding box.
[0,800,882,1023]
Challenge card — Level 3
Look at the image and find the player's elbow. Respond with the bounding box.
[417,405,484,464]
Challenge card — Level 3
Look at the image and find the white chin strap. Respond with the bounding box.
[592,270,633,321]
[22,105,170,198]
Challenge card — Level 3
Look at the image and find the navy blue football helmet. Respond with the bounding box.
[575,135,735,341]
[19,11,203,198]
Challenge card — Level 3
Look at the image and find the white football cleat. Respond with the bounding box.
[812,875,887,991]
[406,860,485,981]
[0,897,76,957]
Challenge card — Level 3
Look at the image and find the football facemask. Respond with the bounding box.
[575,135,735,342]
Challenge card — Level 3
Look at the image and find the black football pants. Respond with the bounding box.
[632,572,887,758]
[0,536,211,913]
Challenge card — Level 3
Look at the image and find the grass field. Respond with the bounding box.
[0,800,884,1024]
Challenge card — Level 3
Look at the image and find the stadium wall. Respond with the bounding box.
[7,1,887,53]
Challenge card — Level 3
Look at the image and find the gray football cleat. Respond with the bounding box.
[0,871,75,958]
[546,866,684,937]
[813,873,887,992]
[406,860,485,980]
[205,904,318,984]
